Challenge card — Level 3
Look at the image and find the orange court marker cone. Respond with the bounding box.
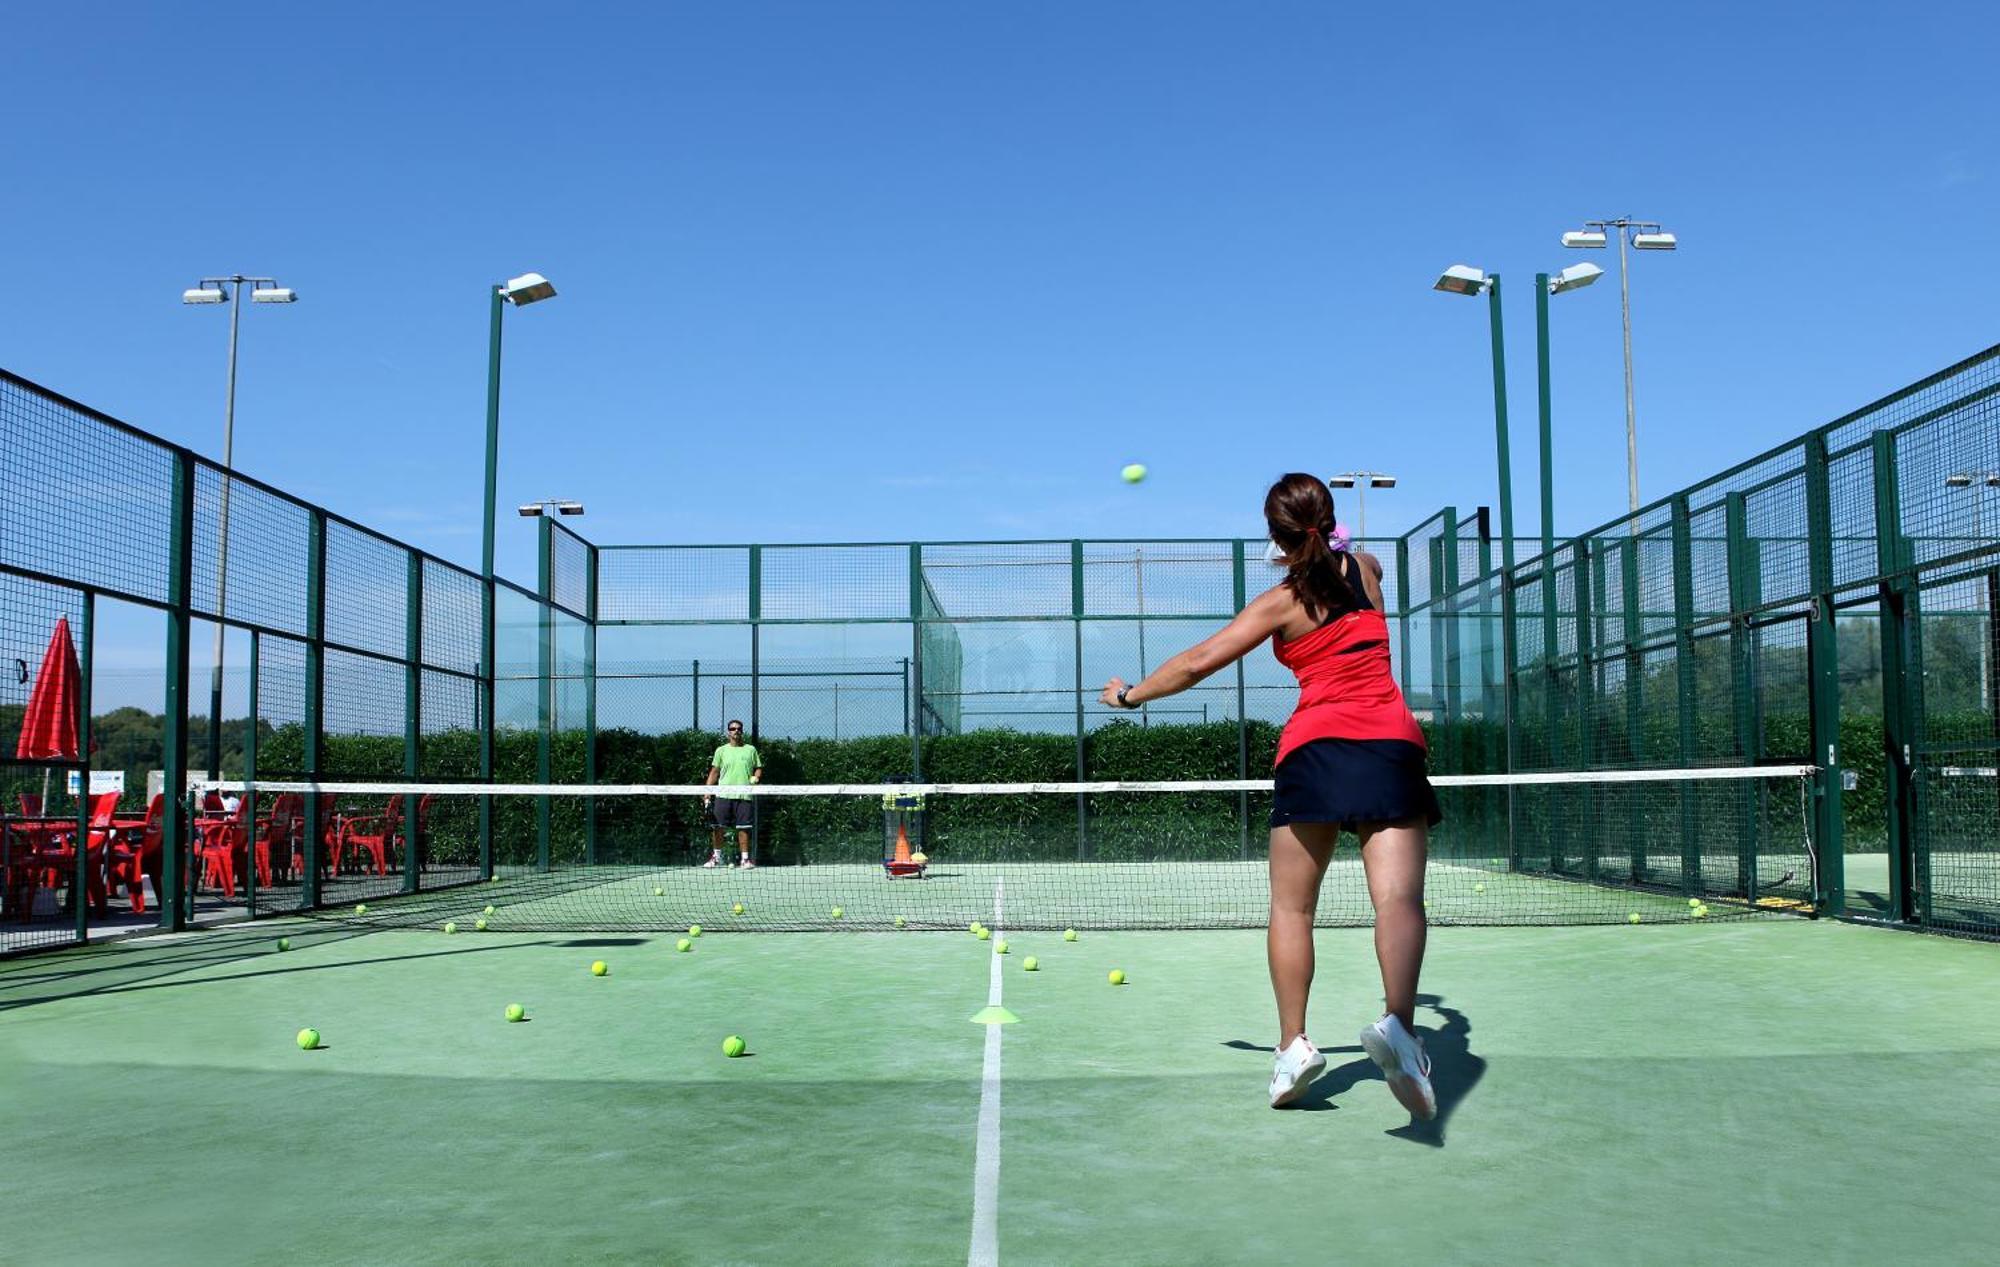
[894,822,913,865]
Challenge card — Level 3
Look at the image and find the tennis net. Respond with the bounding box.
[200,765,1819,931]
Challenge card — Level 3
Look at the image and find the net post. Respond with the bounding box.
[302,508,326,909]
[1726,492,1759,900]
[403,552,423,894]
[73,592,94,944]
[1233,539,1251,860]
[1871,430,1920,923]
[1803,432,1844,912]
[245,628,259,918]
[158,448,195,931]
[585,539,599,867]
[1671,495,1700,897]
[1072,540,1089,861]
[536,516,553,874]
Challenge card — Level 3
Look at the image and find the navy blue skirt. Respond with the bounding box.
[1269,738,1442,832]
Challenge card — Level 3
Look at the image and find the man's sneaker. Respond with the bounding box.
[702,857,719,869]
[1268,1035,1327,1108]
[738,859,756,869]
[1359,1014,1436,1120]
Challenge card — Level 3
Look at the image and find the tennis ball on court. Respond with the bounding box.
[277,937,291,952]
[969,921,983,933]
[732,902,745,915]
[1474,883,1486,894]
[895,916,907,928]
[654,887,665,897]
[831,906,844,919]
[505,1003,525,1023]
[591,960,609,976]
[722,1035,747,1058]
[483,905,495,916]
[994,940,1009,954]
[1063,928,1077,942]
[354,904,367,915]
[475,918,488,932]
[296,1028,320,1051]
[1693,905,1710,919]
[1108,969,1126,985]
[1628,912,1642,924]
[443,921,457,934]
[676,938,692,952]
[1689,897,1703,908]
[1121,463,1148,484]
[1023,957,1039,971]
[911,851,927,865]
[976,927,991,941]
[688,925,702,937]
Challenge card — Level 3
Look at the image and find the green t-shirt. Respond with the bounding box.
[710,743,761,800]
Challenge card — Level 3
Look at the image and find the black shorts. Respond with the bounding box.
[1269,738,1442,832]
[709,797,755,830]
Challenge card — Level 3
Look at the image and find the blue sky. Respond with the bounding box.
[5,0,1997,594]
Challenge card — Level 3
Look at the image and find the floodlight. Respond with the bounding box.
[555,501,585,516]
[182,287,227,304]
[518,504,543,517]
[1369,475,1398,489]
[500,272,557,305]
[1328,475,1357,489]
[1631,232,1678,251]
[250,287,297,304]
[1561,230,1608,249]
[1550,263,1604,294]
[1434,264,1489,296]
[1947,473,1975,488]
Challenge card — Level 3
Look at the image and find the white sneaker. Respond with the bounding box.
[702,857,719,869]
[738,859,756,869]
[1359,1014,1436,1121]
[1268,1035,1327,1108]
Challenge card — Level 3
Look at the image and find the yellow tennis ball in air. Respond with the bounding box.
[1121,463,1148,484]
[590,960,608,976]
[1108,969,1126,985]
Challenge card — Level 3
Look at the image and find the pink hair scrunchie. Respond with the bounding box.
[1328,524,1351,553]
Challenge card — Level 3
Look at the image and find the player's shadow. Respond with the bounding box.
[1224,992,1484,1143]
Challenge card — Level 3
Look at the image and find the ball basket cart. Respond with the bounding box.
[881,779,928,878]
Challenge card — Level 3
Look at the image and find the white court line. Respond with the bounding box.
[969,877,1004,1267]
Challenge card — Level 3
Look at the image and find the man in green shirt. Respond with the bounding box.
[703,720,763,868]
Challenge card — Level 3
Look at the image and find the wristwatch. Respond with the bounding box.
[1116,685,1133,708]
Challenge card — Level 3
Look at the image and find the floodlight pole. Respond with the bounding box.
[1574,218,1671,528]
[1486,275,1516,576]
[479,285,505,879]
[1535,275,1557,569]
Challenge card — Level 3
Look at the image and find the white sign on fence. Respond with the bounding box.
[65,770,127,797]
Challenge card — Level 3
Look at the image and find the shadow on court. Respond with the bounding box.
[1223,992,1484,1143]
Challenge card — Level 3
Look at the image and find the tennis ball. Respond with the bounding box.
[443,921,457,934]
[505,1003,525,1023]
[722,1035,746,1058]
[831,906,844,919]
[910,851,928,865]
[1474,883,1486,894]
[654,887,665,897]
[1628,913,1642,924]
[676,938,692,952]
[994,940,1009,954]
[277,937,291,951]
[894,915,907,928]
[969,921,982,933]
[296,1028,320,1051]
[976,927,991,941]
[688,925,702,937]
[475,918,488,932]
[1023,956,1039,971]
[354,904,367,915]
[732,902,745,915]
[1689,897,1703,908]
[1108,969,1126,985]
[483,905,495,916]
[1121,463,1148,484]
[1063,928,1078,942]
[1693,905,1710,919]
[590,960,608,976]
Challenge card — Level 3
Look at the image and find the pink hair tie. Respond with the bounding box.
[1328,524,1351,553]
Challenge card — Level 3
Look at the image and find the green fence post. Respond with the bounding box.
[907,544,923,779]
[1071,540,1089,861]
[1726,492,1759,900]
[1572,540,1598,881]
[159,449,195,932]
[1671,495,1699,896]
[585,540,599,866]
[1871,430,1920,923]
[405,551,423,893]
[1803,432,1844,912]
[73,593,94,944]
[1233,538,1250,860]
[536,516,553,874]
[1395,530,1413,704]
[1621,533,1646,883]
[302,509,326,909]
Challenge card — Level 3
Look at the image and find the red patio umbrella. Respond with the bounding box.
[16,617,84,763]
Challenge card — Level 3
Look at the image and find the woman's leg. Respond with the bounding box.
[1268,821,1339,1046]
[1355,817,1428,1030]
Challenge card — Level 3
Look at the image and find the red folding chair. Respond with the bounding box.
[29,792,118,916]
[103,794,163,914]
[198,798,255,899]
[338,795,403,877]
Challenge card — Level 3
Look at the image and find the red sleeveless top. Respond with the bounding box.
[1271,597,1425,768]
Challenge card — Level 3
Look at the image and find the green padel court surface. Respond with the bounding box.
[4,919,1998,1265]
